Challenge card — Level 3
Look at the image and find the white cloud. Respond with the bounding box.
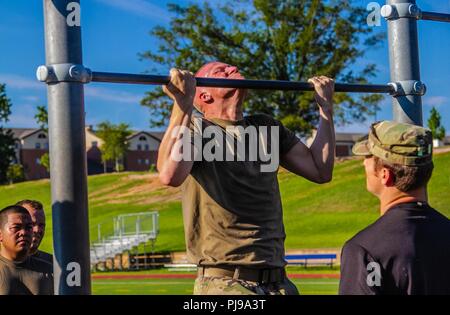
[423,96,448,107]
[0,74,44,90]
[20,95,41,102]
[4,104,39,128]
[94,0,171,21]
[85,86,143,104]
[0,73,143,104]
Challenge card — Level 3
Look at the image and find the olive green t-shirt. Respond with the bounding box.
[0,254,53,295]
[182,114,299,268]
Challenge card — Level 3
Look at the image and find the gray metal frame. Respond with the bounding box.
[385,0,423,125]
[43,0,90,295]
[39,0,449,294]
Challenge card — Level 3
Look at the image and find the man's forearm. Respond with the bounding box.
[157,103,192,175]
[310,108,335,181]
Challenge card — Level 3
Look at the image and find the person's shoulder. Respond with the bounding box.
[34,250,53,265]
[427,206,450,234]
[343,216,390,251]
[428,206,450,222]
[29,254,53,274]
[245,114,282,127]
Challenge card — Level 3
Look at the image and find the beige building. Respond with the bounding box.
[9,127,163,180]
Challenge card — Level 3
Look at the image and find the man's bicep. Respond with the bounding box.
[280,141,322,183]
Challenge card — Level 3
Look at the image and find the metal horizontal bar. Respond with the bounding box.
[91,71,394,94]
[420,11,450,23]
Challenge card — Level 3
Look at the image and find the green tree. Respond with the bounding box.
[0,83,16,184]
[140,0,384,136]
[34,105,50,173]
[6,164,25,184]
[96,122,132,172]
[427,107,446,141]
[35,105,48,132]
[40,152,50,173]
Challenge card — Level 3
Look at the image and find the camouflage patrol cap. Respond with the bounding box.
[352,121,433,166]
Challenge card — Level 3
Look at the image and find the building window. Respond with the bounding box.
[144,144,149,151]
[44,143,49,149]
[145,159,150,165]
[139,136,146,141]
[36,158,41,165]
[15,142,19,149]
[35,143,41,149]
[38,133,47,139]
[92,141,98,147]
[137,144,142,151]
[137,159,142,165]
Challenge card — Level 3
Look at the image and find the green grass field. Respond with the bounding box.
[91,267,340,295]
[91,277,339,295]
[1,152,449,254]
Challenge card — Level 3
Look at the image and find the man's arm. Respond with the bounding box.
[157,69,196,187]
[281,76,335,184]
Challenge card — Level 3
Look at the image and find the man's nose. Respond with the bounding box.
[19,228,30,237]
[225,66,238,75]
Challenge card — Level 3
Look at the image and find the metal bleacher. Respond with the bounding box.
[90,211,159,266]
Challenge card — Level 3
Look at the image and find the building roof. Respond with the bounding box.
[7,128,45,140]
[8,127,164,142]
[444,135,450,144]
[126,131,164,142]
[335,133,366,143]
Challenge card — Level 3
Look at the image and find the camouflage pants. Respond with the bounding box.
[193,276,299,295]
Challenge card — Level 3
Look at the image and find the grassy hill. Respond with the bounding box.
[1,152,449,254]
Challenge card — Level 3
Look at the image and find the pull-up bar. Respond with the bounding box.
[381,4,450,23]
[36,65,399,94]
[421,11,450,23]
[90,71,395,94]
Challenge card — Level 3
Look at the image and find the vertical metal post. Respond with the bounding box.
[43,0,91,294]
[386,0,423,125]
[136,216,140,235]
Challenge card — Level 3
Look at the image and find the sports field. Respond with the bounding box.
[1,151,449,255]
[91,268,340,295]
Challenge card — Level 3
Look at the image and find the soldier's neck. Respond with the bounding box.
[379,187,428,216]
[0,248,27,263]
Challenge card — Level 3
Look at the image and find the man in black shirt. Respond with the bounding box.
[339,121,450,295]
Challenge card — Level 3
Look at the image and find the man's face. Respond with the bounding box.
[21,204,46,255]
[0,213,33,260]
[363,156,383,197]
[195,62,247,108]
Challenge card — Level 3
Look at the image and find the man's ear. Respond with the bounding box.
[199,91,214,104]
[380,167,395,186]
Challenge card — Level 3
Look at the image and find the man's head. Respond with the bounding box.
[194,61,247,116]
[352,121,434,197]
[0,205,33,262]
[16,200,45,256]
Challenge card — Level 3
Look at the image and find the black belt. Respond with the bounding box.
[197,265,286,284]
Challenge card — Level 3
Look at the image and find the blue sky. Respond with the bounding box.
[0,0,449,134]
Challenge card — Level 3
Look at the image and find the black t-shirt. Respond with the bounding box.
[339,202,450,295]
[33,250,53,265]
